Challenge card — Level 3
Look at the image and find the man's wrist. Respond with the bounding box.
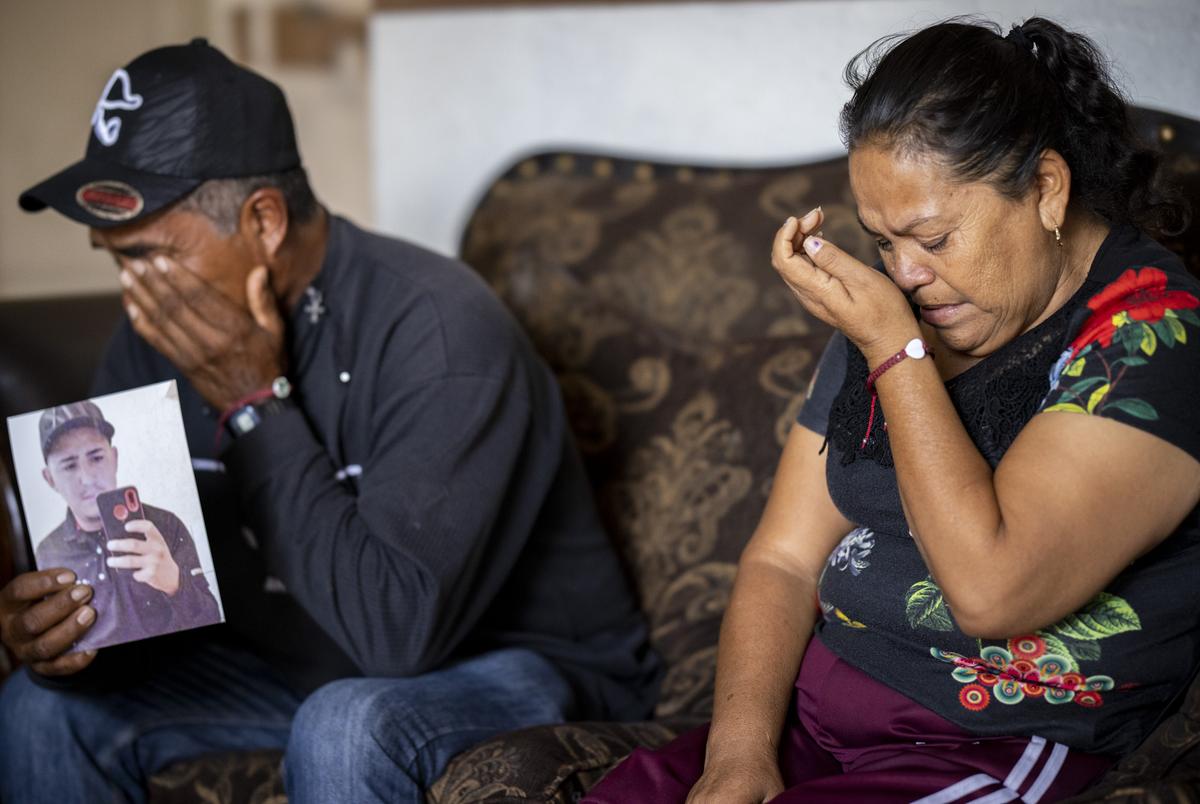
[221,376,295,439]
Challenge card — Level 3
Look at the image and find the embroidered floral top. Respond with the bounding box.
[797,226,1200,756]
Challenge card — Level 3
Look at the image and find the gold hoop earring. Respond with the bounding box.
[1054,226,1064,247]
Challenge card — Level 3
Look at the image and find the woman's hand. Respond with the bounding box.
[772,209,918,362]
[686,753,784,804]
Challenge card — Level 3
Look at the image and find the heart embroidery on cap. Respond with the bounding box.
[91,68,144,147]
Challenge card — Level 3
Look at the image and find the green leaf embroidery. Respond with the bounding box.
[1111,356,1149,368]
[1140,323,1157,356]
[1067,376,1108,395]
[1168,315,1187,344]
[905,578,954,631]
[1106,397,1159,420]
[1044,401,1087,414]
[1045,593,1141,642]
[1070,640,1102,661]
[1086,383,1111,413]
[1153,319,1177,348]
[1176,308,1200,327]
[1117,323,1142,354]
[1064,357,1086,377]
[1034,632,1081,672]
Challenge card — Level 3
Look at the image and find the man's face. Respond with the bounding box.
[89,205,259,310]
[42,427,119,531]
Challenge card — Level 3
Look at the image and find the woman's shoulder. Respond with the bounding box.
[1084,225,1197,299]
[1044,226,1200,461]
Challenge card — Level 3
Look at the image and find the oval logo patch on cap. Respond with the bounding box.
[75,180,144,221]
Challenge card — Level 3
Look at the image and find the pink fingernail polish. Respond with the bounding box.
[155,256,169,273]
[132,261,146,277]
[126,304,139,320]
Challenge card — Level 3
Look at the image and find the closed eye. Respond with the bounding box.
[922,235,950,253]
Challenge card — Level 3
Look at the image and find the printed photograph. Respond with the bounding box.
[6,380,223,652]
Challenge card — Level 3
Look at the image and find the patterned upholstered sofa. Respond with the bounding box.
[0,107,1197,803]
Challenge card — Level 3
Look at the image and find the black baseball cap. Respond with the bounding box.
[39,401,116,461]
[19,38,301,228]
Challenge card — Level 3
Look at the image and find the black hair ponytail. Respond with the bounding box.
[840,16,1189,237]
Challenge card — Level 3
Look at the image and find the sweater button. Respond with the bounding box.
[339,371,351,383]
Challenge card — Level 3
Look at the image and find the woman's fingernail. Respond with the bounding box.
[132,260,146,277]
[56,571,75,585]
[118,270,132,288]
[70,585,90,602]
[126,303,139,321]
[800,207,820,227]
[804,237,823,255]
[77,606,95,626]
[154,256,169,273]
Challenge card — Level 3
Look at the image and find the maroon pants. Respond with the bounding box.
[585,638,1113,803]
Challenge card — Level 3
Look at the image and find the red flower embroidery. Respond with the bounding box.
[1009,636,1046,660]
[1071,267,1200,352]
[960,684,990,711]
[1075,690,1104,708]
[1060,673,1086,691]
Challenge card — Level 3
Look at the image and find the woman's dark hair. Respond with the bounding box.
[840,16,1189,236]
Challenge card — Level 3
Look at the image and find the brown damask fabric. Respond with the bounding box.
[146,750,285,804]
[426,720,684,804]
[461,153,870,721]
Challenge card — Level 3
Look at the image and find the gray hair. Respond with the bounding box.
[175,167,319,235]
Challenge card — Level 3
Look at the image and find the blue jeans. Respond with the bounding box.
[0,641,574,803]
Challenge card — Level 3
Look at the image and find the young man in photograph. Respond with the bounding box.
[35,400,221,650]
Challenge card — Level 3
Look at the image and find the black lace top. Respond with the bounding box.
[797,227,1200,756]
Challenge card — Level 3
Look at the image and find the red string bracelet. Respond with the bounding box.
[861,338,933,449]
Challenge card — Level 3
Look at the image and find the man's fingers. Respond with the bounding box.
[123,263,208,366]
[106,537,150,554]
[126,261,225,353]
[17,604,95,666]
[122,519,159,537]
[149,255,244,333]
[0,569,76,608]
[30,648,98,678]
[105,555,146,570]
[246,266,284,340]
[8,584,91,641]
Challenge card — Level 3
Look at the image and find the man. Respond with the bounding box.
[0,40,658,803]
[36,400,222,650]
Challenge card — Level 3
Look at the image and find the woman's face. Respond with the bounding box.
[849,143,1066,359]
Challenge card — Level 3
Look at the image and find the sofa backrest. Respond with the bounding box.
[460,153,877,719]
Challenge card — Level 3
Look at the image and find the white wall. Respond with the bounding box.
[370,0,1200,257]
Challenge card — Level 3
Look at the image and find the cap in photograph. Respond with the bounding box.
[39,401,116,459]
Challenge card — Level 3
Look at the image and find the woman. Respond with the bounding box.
[586,16,1198,804]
